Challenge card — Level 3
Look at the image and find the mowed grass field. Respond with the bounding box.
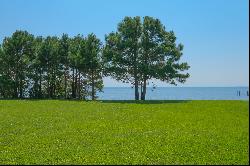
[0,100,249,165]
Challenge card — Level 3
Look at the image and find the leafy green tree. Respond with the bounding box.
[59,34,70,99]
[82,33,103,100]
[69,35,84,99]
[1,30,34,98]
[39,36,62,98]
[103,16,142,100]
[139,16,189,100]
[68,34,103,100]
[0,45,7,97]
[28,36,44,98]
[0,18,188,101]
[0,44,15,98]
[103,16,190,100]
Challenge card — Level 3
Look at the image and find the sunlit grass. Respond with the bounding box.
[0,100,248,164]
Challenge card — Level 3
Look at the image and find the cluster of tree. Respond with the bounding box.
[0,32,102,100]
[0,16,190,100]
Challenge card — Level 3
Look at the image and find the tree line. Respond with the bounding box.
[0,16,190,100]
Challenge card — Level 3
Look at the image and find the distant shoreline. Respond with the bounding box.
[103,86,249,88]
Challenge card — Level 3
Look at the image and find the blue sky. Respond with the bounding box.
[0,0,249,87]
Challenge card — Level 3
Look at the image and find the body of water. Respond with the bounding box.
[97,87,249,100]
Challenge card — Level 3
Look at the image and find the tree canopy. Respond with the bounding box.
[0,16,189,100]
[0,31,103,100]
[103,16,189,100]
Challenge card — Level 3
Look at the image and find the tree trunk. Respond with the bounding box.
[91,70,95,100]
[64,67,67,99]
[51,69,55,98]
[141,77,147,100]
[72,68,75,98]
[134,76,139,100]
[48,81,51,98]
[19,79,23,99]
[14,86,18,98]
[78,72,81,99]
[14,75,18,98]
[75,69,78,99]
[39,69,42,98]
[134,43,139,100]
[34,80,38,98]
[140,81,143,100]
[47,78,49,98]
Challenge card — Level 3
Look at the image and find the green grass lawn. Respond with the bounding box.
[0,100,249,165]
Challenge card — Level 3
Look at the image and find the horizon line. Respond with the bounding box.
[104,86,249,88]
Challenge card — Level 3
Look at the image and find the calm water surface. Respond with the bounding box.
[97,87,249,100]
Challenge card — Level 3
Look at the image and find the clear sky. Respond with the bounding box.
[0,0,249,87]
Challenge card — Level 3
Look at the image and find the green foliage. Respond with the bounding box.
[1,30,35,98]
[0,45,13,98]
[58,34,71,99]
[69,34,97,100]
[83,33,103,100]
[27,36,44,98]
[0,16,190,100]
[0,31,103,100]
[103,16,142,100]
[103,16,190,100]
[0,100,248,164]
[39,36,63,98]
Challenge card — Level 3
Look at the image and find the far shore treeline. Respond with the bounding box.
[0,16,190,100]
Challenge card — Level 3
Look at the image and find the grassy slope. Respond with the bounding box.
[0,100,249,164]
